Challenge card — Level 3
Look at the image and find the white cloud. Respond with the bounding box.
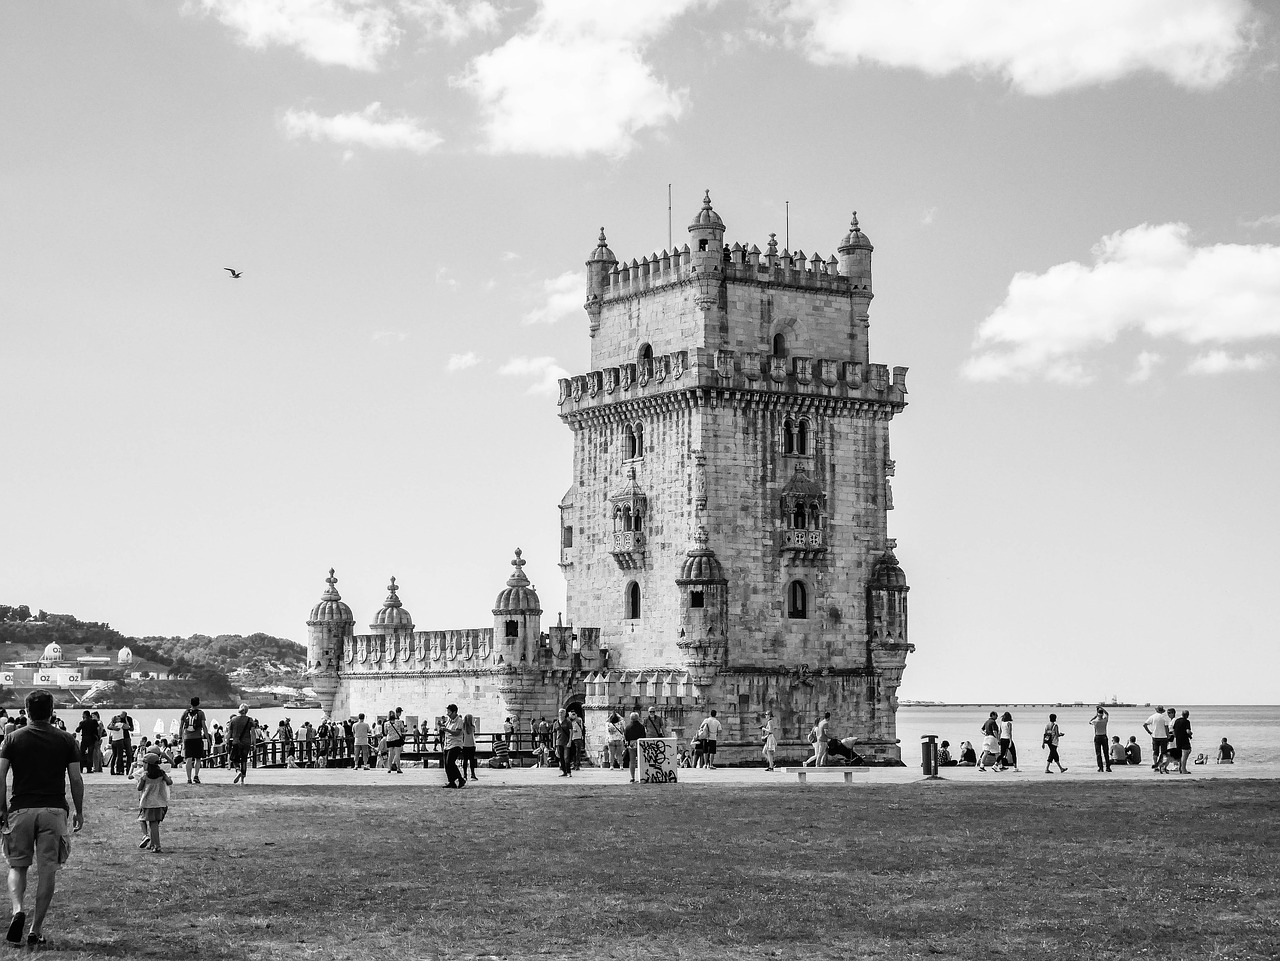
[456,0,706,157]
[446,351,481,371]
[523,270,586,325]
[281,102,442,154]
[372,330,408,344]
[498,356,568,396]
[196,0,402,70]
[435,265,458,288]
[921,207,937,226]
[964,223,1280,383]
[778,0,1258,95]
[1126,351,1164,384]
[1186,350,1275,375]
[1240,214,1280,230]
[402,0,500,43]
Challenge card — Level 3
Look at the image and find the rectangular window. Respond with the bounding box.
[562,525,573,548]
[690,590,705,609]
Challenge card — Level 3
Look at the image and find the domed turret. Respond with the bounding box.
[587,228,616,265]
[493,549,542,614]
[838,210,874,292]
[676,526,726,585]
[40,641,63,663]
[839,210,872,251]
[117,645,134,666]
[309,568,354,624]
[585,227,617,337]
[687,189,726,255]
[869,547,908,591]
[370,576,414,633]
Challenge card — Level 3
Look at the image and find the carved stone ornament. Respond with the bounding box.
[357,636,368,664]
[673,351,686,378]
[654,355,669,381]
[717,349,735,379]
[743,352,761,381]
[605,367,618,393]
[447,635,457,660]
[820,359,838,387]
[572,377,584,402]
[693,451,708,511]
[844,362,862,388]
[588,371,601,397]
[431,635,441,661]
[621,363,635,389]
[415,635,426,661]
[770,356,787,383]
[558,379,569,404]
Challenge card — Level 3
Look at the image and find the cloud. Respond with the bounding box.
[281,102,442,154]
[1126,351,1164,384]
[778,0,1258,95]
[523,270,586,325]
[921,207,937,226]
[964,223,1280,383]
[446,351,481,371]
[1186,350,1275,375]
[196,0,402,70]
[435,265,458,288]
[498,356,568,396]
[1240,214,1280,230]
[402,0,500,43]
[456,1,705,157]
[372,330,408,344]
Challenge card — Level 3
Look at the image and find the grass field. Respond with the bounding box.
[27,778,1280,960]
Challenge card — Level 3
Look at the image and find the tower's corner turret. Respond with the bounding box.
[306,568,355,714]
[838,211,874,294]
[492,548,543,667]
[674,525,729,686]
[688,189,726,309]
[585,228,616,337]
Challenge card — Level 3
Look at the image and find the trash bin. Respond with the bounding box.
[921,734,939,777]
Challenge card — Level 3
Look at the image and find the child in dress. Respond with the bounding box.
[136,750,172,853]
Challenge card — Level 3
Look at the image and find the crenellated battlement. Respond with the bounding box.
[558,347,907,415]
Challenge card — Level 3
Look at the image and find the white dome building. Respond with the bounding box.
[118,646,134,666]
[40,642,63,664]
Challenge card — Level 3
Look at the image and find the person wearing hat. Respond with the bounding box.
[135,750,172,853]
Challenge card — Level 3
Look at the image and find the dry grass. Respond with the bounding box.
[28,779,1280,960]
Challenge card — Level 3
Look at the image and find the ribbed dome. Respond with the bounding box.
[870,549,908,590]
[371,576,414,631]
[588,227,617,263]
[308,569,354,624]
[840,211,873,251]
[493,548,542,614]
[676,527,727,585]
[688,189,724,229]
[40,642,63,662]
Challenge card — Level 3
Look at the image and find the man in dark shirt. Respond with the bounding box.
[73,712,98,775]
[227,704,255,785]
[0,691,84,948]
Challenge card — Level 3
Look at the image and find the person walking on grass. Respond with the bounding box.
[623,711,645,782]
[569,711,585,771]
[0,690,84,949]
[135,750,172,853]
[179,697,209,785]
[554,709,573,778]
[73,712,98,776]
[383,709,406,775]
[226,704,254,785]
[442,705,465,788]
[1041,714,1067,773]
[1089,705,1112,772]
[760,711,777,771]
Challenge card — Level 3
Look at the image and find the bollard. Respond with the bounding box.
[921,734,939,777]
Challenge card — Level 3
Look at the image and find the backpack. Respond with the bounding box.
[182,709,205,739]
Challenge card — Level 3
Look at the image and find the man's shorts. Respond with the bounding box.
[184,738,206,760]
[2,808,71,869]
[705,739,717,755]
[228,743,250,765]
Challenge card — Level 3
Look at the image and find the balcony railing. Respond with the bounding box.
[782,528,826,551]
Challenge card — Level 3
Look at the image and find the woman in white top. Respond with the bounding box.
[760,712,777,771]
[999,711,1019,771]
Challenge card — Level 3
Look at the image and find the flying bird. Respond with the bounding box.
[224,267,243,278]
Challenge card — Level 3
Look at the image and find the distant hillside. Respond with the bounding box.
[0,607,308,691]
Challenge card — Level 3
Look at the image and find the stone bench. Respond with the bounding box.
[780,767,869,784]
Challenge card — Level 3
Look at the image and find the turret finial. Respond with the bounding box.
[326,568,337,588]
[702,188,712,207]
[851,211,859,231]
[597,227,607,245]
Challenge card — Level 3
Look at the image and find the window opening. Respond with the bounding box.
[504,620,519,638]
[690,590,705,609]
[787,581,808,619]
[626,582,642,619]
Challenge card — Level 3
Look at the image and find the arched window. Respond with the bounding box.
[773,333,786,357]
[626,582,642,619]
[808,503,822,529]
[782,418,796,455]
[639,343,653,364]
[633,511,643,534]
[787,581,808,619]
[504,620,519,638]
[622,506,633,531]
[633,423,644,458]
[791,503,807,530]
[796,418,810,455]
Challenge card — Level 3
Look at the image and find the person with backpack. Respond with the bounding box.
[382,708,406,774]
[178,698,209,785]
[1042,713,1067,774]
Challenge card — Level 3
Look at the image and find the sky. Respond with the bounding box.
[2,0,1278,705]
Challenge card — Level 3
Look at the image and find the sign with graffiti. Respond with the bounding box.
[638,737,678,784]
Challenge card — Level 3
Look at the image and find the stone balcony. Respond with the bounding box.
[610,530,645,570]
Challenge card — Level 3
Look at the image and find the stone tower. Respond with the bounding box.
[557,192,913,762]
[306,569,354,715]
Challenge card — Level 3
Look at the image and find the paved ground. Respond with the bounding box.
[88,759,1280,790]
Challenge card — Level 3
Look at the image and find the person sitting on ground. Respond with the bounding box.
[978,733,1002,771]
[1217,738,1235,763]
[938,740,956,767]
[1109,736,1127,767]
[1193,753,1208,765]
[958,741,977,766]
[1125,736,1142,765]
